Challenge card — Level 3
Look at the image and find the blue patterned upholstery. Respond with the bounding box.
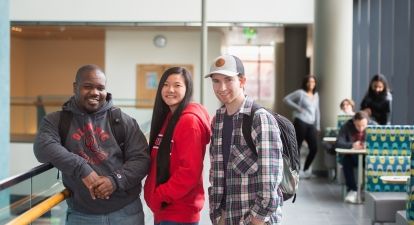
[337,114,353,129]
[365,155,410,192]
[365,125,414,156]
[324,115,354,138]
[365,125,414,192]
[406,139,414,222]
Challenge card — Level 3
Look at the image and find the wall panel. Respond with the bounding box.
[353,0,414,124]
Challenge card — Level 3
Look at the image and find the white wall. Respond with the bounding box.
[10,143,40,176]
[10,0,314,24]
[105,29,222,118]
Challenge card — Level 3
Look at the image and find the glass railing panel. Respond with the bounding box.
[0,167,64,224]
[0,179,32,224]
[31,168,64,202]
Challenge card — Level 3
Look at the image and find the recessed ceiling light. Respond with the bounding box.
[11,27,22,32]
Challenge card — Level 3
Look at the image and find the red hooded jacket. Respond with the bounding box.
[144,103,211,223]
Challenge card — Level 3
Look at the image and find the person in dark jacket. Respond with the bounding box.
[360,73,392,125]
[34,64,150,225]
[335,111,374,203]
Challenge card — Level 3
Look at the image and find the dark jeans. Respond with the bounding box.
[294,118,318,171]
[155,222,199,225]
[342,155,358,191]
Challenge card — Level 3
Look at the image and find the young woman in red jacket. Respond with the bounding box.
[144,67,211,225]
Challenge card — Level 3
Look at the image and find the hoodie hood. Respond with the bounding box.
[181,103,212,143]
[62,93,114,115]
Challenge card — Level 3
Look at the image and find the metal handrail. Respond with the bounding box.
[0,182,65,218]
[0,163,54,191]
[5,189,70,225]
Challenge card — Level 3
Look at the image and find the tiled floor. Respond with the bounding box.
[282,177,372,225]
[196,177,374,225]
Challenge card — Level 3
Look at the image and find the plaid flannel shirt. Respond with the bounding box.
[208,96,283,225]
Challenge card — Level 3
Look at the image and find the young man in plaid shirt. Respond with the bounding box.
[205,55,284,225]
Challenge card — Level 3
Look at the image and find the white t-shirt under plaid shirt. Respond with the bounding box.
[208,96,284,225]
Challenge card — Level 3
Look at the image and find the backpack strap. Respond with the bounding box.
[58,110,73,146]
[242,102,261,155]
[108,107,126,152]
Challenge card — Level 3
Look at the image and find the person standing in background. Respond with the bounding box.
[360,73,392,125]
[283,75,320,179]
[144,67,211,225]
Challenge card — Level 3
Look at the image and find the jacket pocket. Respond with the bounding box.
[231,145,258,175]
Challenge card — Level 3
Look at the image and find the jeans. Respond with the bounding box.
[155,222,199,225]
[342,154,358,191]
[342,155,358,191]
[66,198,144,225]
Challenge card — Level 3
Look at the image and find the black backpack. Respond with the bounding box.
[58,107,126,152]
[242,102,300,202]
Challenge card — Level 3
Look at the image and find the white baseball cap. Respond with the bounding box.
[204,55,245,78]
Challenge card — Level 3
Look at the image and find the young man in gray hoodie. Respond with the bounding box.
[34,64,150,225]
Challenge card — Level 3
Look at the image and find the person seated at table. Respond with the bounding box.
[335,111,375,203]
[323,98,356,156]
[339,98,355,116]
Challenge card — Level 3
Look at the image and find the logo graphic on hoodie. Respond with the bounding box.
[71,122,110,165]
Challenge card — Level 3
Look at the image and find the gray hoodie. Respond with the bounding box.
[34,94,150,214]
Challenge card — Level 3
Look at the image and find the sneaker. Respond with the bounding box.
[300,170,312,179]
[344,191,358,203]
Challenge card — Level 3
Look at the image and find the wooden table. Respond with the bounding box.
[335,148,367,203]
[380,175,409,184]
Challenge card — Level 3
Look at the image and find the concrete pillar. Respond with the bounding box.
[314,0,353,127]
[313,0,353,174]
[0,0,10,206]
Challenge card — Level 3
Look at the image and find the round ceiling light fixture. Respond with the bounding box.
[153,35,167,48]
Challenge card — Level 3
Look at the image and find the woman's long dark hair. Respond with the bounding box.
[149,67,193,185]
[301,75,317,94]
[365,73,389,99]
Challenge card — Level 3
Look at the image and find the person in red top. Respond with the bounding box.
[144,67,211,225]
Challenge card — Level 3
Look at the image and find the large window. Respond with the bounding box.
[226,45,275,106]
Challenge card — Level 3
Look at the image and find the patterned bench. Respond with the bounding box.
[364,125,414,225]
